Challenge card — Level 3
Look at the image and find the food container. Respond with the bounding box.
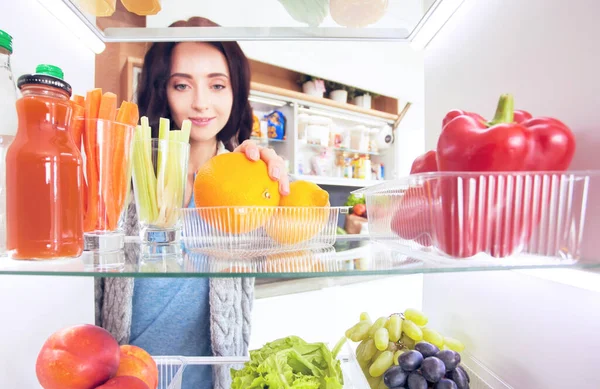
[155,356,186,389]
[181,206,348,258]
[355,171,591,263]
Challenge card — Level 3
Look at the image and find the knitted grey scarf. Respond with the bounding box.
[95,202,254,389]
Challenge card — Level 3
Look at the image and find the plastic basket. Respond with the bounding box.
[181,206,347,257]
[355,171,591,262]
[155,356,186,389]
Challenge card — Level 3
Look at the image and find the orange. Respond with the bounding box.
[193,153,280,234]
[265,180,331,245]
[264,250,328,272]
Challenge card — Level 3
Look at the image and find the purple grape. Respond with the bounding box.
[435,350,461,371]
[435,378,458,389]
[415,341,440,358]
[456,365,470,383]
[383,365,408,388]
[407,372,428,389]
[421,356,446,383]
[398,350,424,372]
[450,367,470,389]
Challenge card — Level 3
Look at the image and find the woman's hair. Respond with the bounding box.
[136,17,253,151]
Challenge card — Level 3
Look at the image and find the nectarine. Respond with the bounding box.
[115,345,158,389]
[95,376,149,389]
[36,324,120,389]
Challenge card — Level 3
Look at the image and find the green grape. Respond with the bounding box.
[357,338,377,362]
[404,308,428,327]
[393,349,405,365]
[400,334,415,349]
[374,328,390,351]
[444,336,466,352]
[369,350,394,377]
[346,320,371,342]
[422,327,444,348]
[360,312,372,322]
[386,314,403,342]
[402,319,424,341]
[368,317,388,338]
[367,375,382,389]
[386,342,398,353]
[372,349,383,363]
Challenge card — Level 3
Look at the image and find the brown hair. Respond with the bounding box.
[136,17,252,151]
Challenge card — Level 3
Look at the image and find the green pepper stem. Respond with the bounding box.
[488,94,515,125]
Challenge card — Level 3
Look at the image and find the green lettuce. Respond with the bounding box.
[231,336,345,389]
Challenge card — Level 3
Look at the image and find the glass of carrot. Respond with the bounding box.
[75,89,139,252]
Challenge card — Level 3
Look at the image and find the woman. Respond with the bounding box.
[95,17,289,389]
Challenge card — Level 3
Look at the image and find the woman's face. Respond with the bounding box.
[167,42,233,143]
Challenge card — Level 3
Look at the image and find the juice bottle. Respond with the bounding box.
[6,64,84,260]
[0,30,18,255]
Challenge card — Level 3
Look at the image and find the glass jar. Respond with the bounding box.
[6,64,84,260]
[0,29,18,255]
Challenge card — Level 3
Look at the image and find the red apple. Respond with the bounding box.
[115,345,158,389]
[95,376,149,389]
[36,324,120,389]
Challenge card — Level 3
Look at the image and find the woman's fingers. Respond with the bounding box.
[260,147,290,195]
[234,139,260,161]
[234,140,290,196]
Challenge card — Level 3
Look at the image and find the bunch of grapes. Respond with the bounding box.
[345,308,467,389]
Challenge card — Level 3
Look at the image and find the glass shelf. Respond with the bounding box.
[1,235,598,278]
[57,0,447,43]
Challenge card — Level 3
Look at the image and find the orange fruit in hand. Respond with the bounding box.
[265,180,331,245]
[193,153,280,234]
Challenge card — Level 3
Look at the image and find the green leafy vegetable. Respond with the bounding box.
[278,0,329,27]
[231,336,345,389]
[344,193,365,212]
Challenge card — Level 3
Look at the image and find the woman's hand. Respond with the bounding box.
[234,140,290,196]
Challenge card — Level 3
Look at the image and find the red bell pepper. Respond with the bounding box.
[392,94,576,258]
[410,150,438,174]
[391,151,438,247]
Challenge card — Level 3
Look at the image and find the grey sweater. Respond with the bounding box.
[94,200,255,389]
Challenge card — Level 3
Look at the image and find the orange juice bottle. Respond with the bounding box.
[6,64,84,260]
[120,0,162,16]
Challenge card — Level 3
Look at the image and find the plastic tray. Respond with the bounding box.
[181,206,347,257]
[155,356,186,389]
[355,171,591,263]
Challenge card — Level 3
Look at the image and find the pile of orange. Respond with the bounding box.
[193,153,330,244]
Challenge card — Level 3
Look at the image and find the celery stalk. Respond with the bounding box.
[132,117,159,224]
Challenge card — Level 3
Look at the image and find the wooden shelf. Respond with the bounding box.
[251,82,401,122]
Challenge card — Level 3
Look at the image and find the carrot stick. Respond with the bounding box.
[97,92,118,230]
[83,88,102,232]
[113,101,139,222]
[70,97,87,215]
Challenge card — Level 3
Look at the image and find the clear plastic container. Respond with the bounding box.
[0,30,17,256]
[356,171,591,262]
[181,206,347,257]
[155,356,186,389]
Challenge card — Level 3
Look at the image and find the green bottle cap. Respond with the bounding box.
[0,29,13,54]
[35,64,64,80]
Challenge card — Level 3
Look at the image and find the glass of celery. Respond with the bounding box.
[131,117,190,244]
